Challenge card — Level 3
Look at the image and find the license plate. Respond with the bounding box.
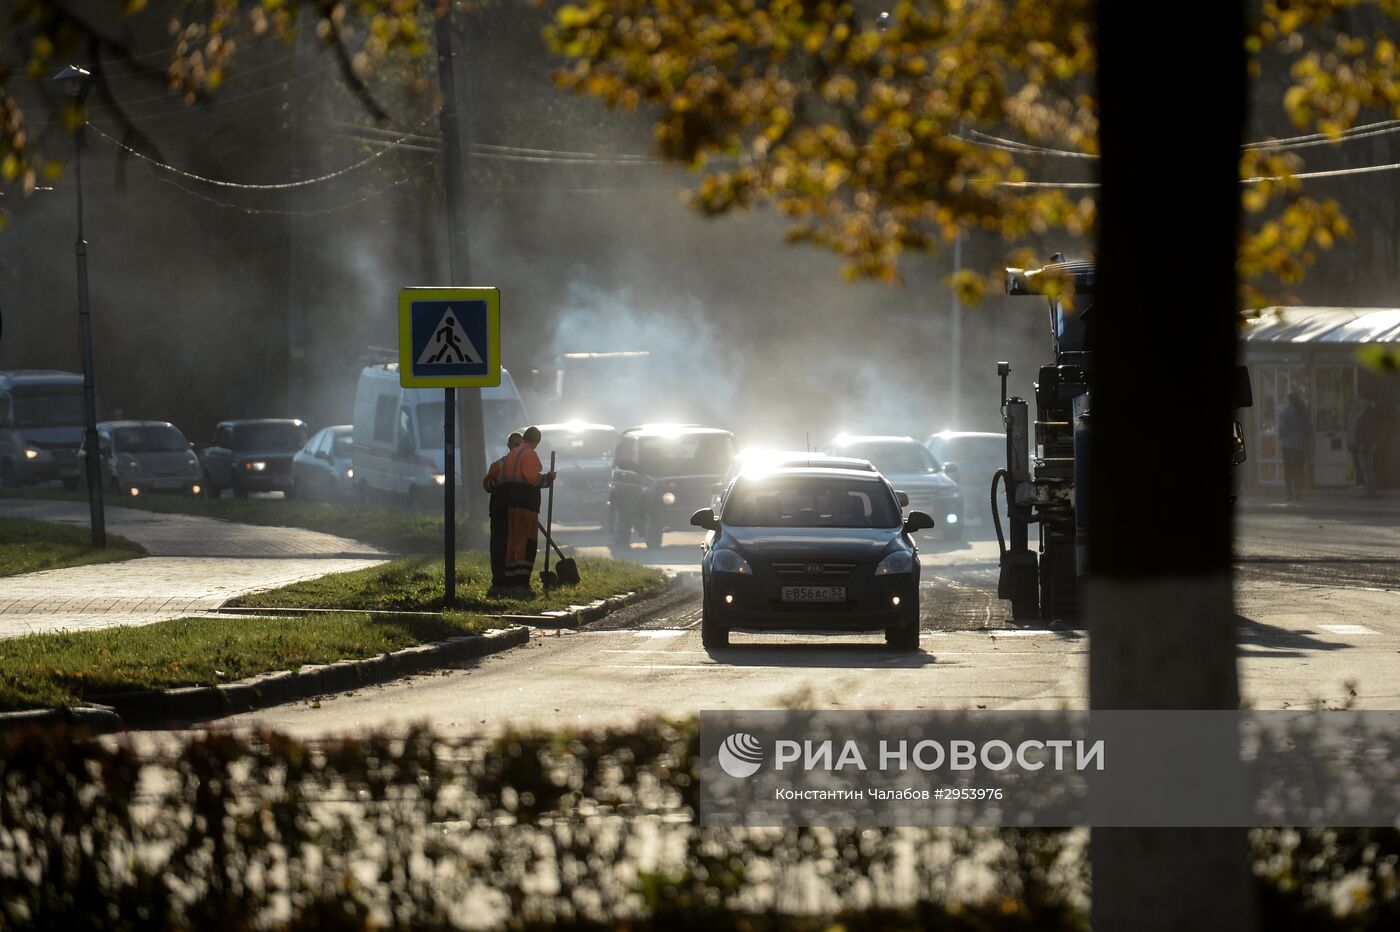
[781,585,845,603]
[153,479,187,490]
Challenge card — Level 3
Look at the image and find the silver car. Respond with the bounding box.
[79,420,202,496]
[536,422,618,525]
[291,425,354,502]
[822,434,964,540]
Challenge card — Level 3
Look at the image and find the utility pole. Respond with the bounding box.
[949,234,963,427]
[435,7,488,601]
[54,66,106,549]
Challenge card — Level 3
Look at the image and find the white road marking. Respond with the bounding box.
[1317,624,1377,635]
[631,630,686,638]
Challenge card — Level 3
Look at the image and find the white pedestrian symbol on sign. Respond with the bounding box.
[417,307,483,366]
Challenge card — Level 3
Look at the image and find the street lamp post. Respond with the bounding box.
[53,65,105,548]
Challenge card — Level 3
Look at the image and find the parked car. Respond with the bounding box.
[924,430,1007,525]
[352,364,529,507]
[291,425,354,502]
[712,449,876,511]
[690,466,935,650]
[608,424,735,551]
[77,420,201,496]
[535,422,617,525]
[0,369,88,489]
[201,419,308,498]
[821,434,964,540]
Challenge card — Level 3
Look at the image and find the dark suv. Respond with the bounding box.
[201,419,308,498]
[608,425,734,550]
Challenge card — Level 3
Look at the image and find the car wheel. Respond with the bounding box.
[287,478,300,501]
[609,509,631,551]
[941,522,964,542]
[232,485,249,500]
[701,588,730,649]
[644,510,664,550]
[204,474,222,499]
[884,606,920,651]
[0,459,16,489]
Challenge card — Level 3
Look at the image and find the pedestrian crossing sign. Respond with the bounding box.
[398,287,501,387]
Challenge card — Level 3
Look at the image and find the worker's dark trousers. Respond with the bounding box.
[489,500,508,587]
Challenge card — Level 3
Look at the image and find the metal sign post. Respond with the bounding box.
[444,387,456,603]
[398,287,501,606]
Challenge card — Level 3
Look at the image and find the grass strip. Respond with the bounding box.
[226,550,668,615]
[0,517,145,579]
[0,611,508,712]
[0,487,459,553]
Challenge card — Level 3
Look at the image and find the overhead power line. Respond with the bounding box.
[87,112,436,190]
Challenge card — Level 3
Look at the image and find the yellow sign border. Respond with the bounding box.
[397,287,502,388]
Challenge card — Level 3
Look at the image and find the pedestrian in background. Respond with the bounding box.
[1355,396,1381,498]
[482,431,523,588]
[1278,389,1311,502]
[499,426,556,588]
[1345,395,1364,485]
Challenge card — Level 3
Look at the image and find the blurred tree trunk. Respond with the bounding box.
[1089,2,1255,930]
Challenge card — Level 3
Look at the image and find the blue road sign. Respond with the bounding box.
[397,287,501,387]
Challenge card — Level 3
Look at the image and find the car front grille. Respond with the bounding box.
[771,561,856,579]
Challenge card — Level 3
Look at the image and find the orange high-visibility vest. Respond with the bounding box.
[500,445,543,486]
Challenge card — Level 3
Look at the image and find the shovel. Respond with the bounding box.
[538,520,581,587]
[540,452,582,588]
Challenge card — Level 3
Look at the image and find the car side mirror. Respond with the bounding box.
[943,463,959,479]
[188,441,196,450]
[616,459,637,472]
[315,449,330,461]
[894,490,910,508]
[903,510,935,534]
[1233,364,1254,409]
[690,508,720,531]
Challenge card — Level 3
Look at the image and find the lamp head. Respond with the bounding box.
[52,66,92,99]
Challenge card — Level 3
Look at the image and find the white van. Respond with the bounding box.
[351,364,528,506]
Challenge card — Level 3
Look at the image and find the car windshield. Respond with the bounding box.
[542,429,615,460]
[114,426,187,453]
[723,476,901,529]
[935,436,1004,465]
[13,390,85,427]
[233,423,306,451]
[331,433,353,458]
[638,433,734,476]
[840,441,940,475]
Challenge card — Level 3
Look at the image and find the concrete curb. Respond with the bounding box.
[0,587,657,733]
[213,589,649,628]
[87,626,531,729]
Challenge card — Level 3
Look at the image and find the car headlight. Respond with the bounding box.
[346,467,354,479]
[711,548,753,575]
[23,447,41,460]
[875,551,915,575]
[661,491,677,506]
[244,461,267,472]
[433,473,446,486]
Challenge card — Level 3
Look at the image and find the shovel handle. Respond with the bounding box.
[543,451,557,574]
[537,521,567,560]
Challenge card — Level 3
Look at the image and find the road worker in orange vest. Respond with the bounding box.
[497,425,556,588]
[482,431,524,589]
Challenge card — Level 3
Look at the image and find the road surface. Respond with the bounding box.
[218,499,1400,736]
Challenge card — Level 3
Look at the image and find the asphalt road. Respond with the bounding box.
[217,502,1400,737]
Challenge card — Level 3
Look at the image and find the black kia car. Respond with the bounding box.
[690,466,935,650]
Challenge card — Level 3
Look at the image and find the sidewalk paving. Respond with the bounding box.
[0,500,388,639]
[1237,486,1400,517]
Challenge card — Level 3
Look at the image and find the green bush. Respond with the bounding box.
[0,722,1393,930]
